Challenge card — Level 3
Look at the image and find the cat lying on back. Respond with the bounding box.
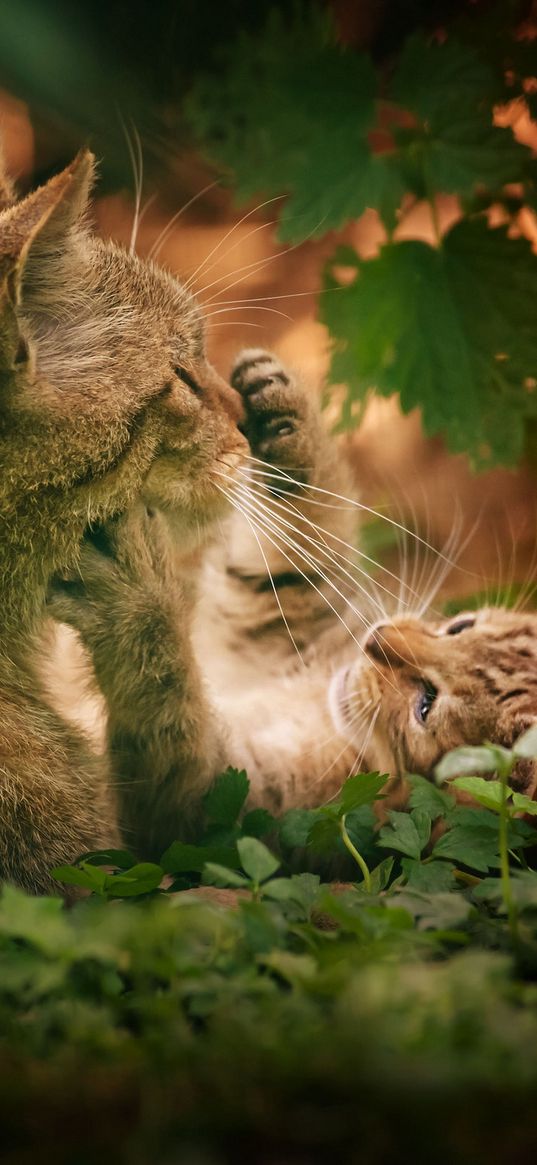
[50,349,537,865]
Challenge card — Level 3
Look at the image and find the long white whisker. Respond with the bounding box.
[245,456,459,567]
[147,181,220,261]
[241,471,420,609]
[183,196,285,293]
[219,480,400,694]
[215,484,305,664]
[204,304,293,322]
[226,477,374,627]
[236,478,397,617]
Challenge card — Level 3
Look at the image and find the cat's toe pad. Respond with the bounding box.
[231,349,301,413]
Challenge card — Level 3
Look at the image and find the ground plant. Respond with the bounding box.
[3,729,537,1163]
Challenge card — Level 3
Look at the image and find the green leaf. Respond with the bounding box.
[407,774,452,818]
[307,811,341,855]
[241,809,276,839]
[513,723,537,759]
[51,864,107,894]
[202,864,250,890]
[392,33,528,200]
[431,822,500,873]
[339,771,388,814]
[260,951,317,985]
[451,777,505,812]
[160,842,241,875]
[322,222,537,468]
[411,809,432,851]
[401,859,456,893]
[77,849,137,870]
[435,745,504,783]
[511,792,537,816]
[279,808,320,850]
[237,837,280,884]
[261,878,301,903]
[203,768,250,826]
[395,888,472,931]
[187,7,379,242]
[378,811,424,860]
[104,863,163,898]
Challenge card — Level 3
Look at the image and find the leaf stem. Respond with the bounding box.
[340,815,371,892]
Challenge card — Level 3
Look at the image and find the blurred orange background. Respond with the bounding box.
[2,84,536,604]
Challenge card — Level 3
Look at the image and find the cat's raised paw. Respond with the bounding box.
[230,349,312,472]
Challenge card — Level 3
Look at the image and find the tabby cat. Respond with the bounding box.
[0,148,246,892]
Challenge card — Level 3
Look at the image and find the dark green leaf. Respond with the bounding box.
[279,808,320,850]
[392,33,528,199]
[339,771,388,814]
[431,822,500,873]
[378,811,424,860]
[401,859,456,892]
[187,8,379,242]
[241,808,276,839]
[203,767,250,826]
[407,774,453,818]
[307,811,341,855]
[322,223,537,468]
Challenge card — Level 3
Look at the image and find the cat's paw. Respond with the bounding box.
[230,349,314,476]
[46,531,119,640]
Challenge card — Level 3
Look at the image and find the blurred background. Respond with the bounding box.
[1,0,536,604]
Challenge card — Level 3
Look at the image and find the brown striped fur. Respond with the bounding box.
[330,610,537,796]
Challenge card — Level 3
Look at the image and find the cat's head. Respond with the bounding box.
[329,608,537,794]
[0,151,246,555]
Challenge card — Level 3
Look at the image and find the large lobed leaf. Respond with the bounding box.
[322,220,537,466]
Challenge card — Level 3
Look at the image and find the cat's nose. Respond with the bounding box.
[364,623,390,661]
[363,623,407,666]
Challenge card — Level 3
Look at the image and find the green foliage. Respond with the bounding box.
[322,222,537,466]
[10,729,537,1159]
[187,4,537,468]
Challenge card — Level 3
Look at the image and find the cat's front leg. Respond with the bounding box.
[48,506,226,859]
[224,350,361,641]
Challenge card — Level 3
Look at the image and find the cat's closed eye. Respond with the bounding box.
[175,366,203,398]
[445,616,476,636]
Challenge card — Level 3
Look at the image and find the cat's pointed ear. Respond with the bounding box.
[0,150,95,370]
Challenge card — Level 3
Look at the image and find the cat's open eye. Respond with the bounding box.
[175,366,203,398]
[415,680,437,725]
[445,616,476,636]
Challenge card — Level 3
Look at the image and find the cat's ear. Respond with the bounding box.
[0,150,95,369]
